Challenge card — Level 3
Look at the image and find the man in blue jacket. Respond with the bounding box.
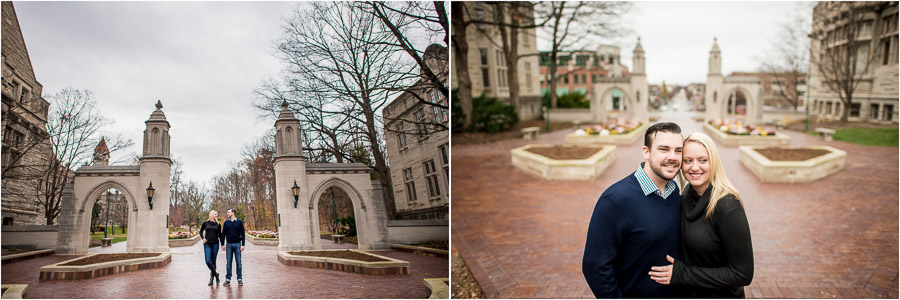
[582,122,683,298]
[221,208,246,286]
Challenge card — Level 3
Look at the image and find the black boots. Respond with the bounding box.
[215,272,220,285]
[208,274,214,286]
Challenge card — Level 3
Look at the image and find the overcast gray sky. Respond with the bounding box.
[537,1,811,86]
[15,1,297,184]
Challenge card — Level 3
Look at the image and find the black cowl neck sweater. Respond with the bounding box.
[671,184,754,298]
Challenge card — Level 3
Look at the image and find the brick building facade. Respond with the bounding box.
[538,46,631,99]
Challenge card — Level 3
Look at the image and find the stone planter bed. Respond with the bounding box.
[1,249,55,264]
[424,278,449,299]
[704,123,790,147]
[1,284,27,299]
[391,244,449,258]
[39,252,171,280]
[511,144,616,181]
[278,250,409,275]
[739,145,847,183]
[168,234,200,247]
[565,122,649,145]
[247,234,279,246]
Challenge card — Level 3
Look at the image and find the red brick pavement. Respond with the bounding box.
[451,111,898,298]
[2,239,447,298]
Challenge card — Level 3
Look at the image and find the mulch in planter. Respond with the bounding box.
[413,241,448,251]
[754,148,831,161]
[288,250,388,262]
[451,253,485,298]
[526,146,604,160]
[60,253,160,266]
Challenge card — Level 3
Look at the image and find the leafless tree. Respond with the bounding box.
[258,2,435,218]
[451,2,475,128]
[759,2,815,111]
[809,2,890,122]
[168,157,185,228]
[240,133,277,230]
[36,88,132,225]
[535,1,631,108]
[1,83,51,202]
[181,181,208,233]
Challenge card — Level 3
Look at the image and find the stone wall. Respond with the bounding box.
[1,225,59,250]
[386,219,448,244]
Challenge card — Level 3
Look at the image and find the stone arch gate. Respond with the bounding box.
[703,38,764,123]
[271,101,390,251]
[56,101,390,254]
[57,102,172,254]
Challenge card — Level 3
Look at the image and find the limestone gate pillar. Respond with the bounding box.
[273,101,313,251]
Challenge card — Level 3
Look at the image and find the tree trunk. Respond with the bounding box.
[500,3,521,114]
[548,4,564,109]
[451,2,474,128]
[360,100,396,219]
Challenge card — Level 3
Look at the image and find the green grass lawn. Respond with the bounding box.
[807,128,899,147]
[90,226,127,243]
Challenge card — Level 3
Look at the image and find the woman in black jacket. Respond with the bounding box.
[649,132,754,298]
[200,210,223,286]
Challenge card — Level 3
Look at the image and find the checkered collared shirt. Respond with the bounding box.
[634,162,678,199]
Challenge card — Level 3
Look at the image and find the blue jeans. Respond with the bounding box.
[225,242,242,281]
[203,242,219,276]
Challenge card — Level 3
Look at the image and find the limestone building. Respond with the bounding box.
[809,2,898,123]
[1,1,53,226]
[383,44,449,220]
[450,1,543,121]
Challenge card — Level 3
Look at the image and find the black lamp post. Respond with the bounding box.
[291,180,300,208]
[146,182,155,210]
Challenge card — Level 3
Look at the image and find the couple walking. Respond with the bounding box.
[582,122,754,298]
[199,208,246,287]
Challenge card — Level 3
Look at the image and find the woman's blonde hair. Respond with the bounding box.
[208,210,218,222]
[679,132,742,218]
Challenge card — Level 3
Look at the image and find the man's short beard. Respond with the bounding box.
[649,156,678,181]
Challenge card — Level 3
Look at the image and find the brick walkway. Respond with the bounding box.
[2,239,447,298]
[451,109,898,298]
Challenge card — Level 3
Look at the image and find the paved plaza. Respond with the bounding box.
[2,239,447,298]
[451,108,898,298]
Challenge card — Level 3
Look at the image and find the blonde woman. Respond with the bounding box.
[648,132,754,298]
[200,210,222,286]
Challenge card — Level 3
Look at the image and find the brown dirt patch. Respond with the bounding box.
[60,253,160,266]
[413,241,448,251]
[1,248,32,256]
[754,148,832,161]
[451,253,485,298]
[526,146,603,160]
[2,287,8,294]
[452,120,575,145]
[288,250,388,262]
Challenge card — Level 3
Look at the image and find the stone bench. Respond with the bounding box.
[331,234,345,244]
[521,127,539,139]
[816,128,836,141]
[100,238,113,247]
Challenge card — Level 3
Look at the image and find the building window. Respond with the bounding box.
[883,104,893,121]
[525,62,533,91]
[855,44,869,74]
[482,68,490,88]
[423,160,441,202]
[403,168,417,202]
[592,74,596,82]
[850,103,861,117]
[582,74,586,84]
[883,38,891,65]
[475,10,484,28]
[480,48,488,65]
[397,123,407,149]
[563,74,569,84]
[858,21,873,39]
[2,217,12,226]
[871,103,880,119]
[439,144,449,183]
[414,109,428,136]
[574,74,579,84]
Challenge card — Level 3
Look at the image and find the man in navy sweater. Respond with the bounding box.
[582,122,683,298]
[221,208,246,286]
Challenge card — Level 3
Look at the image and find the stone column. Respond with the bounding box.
[272,101,313,251]
[134,101,171,253]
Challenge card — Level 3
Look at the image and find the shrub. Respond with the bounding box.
[543,91,589,109]
[470,93,518,132]
[337,215,357,237]
[451,88,466,133]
